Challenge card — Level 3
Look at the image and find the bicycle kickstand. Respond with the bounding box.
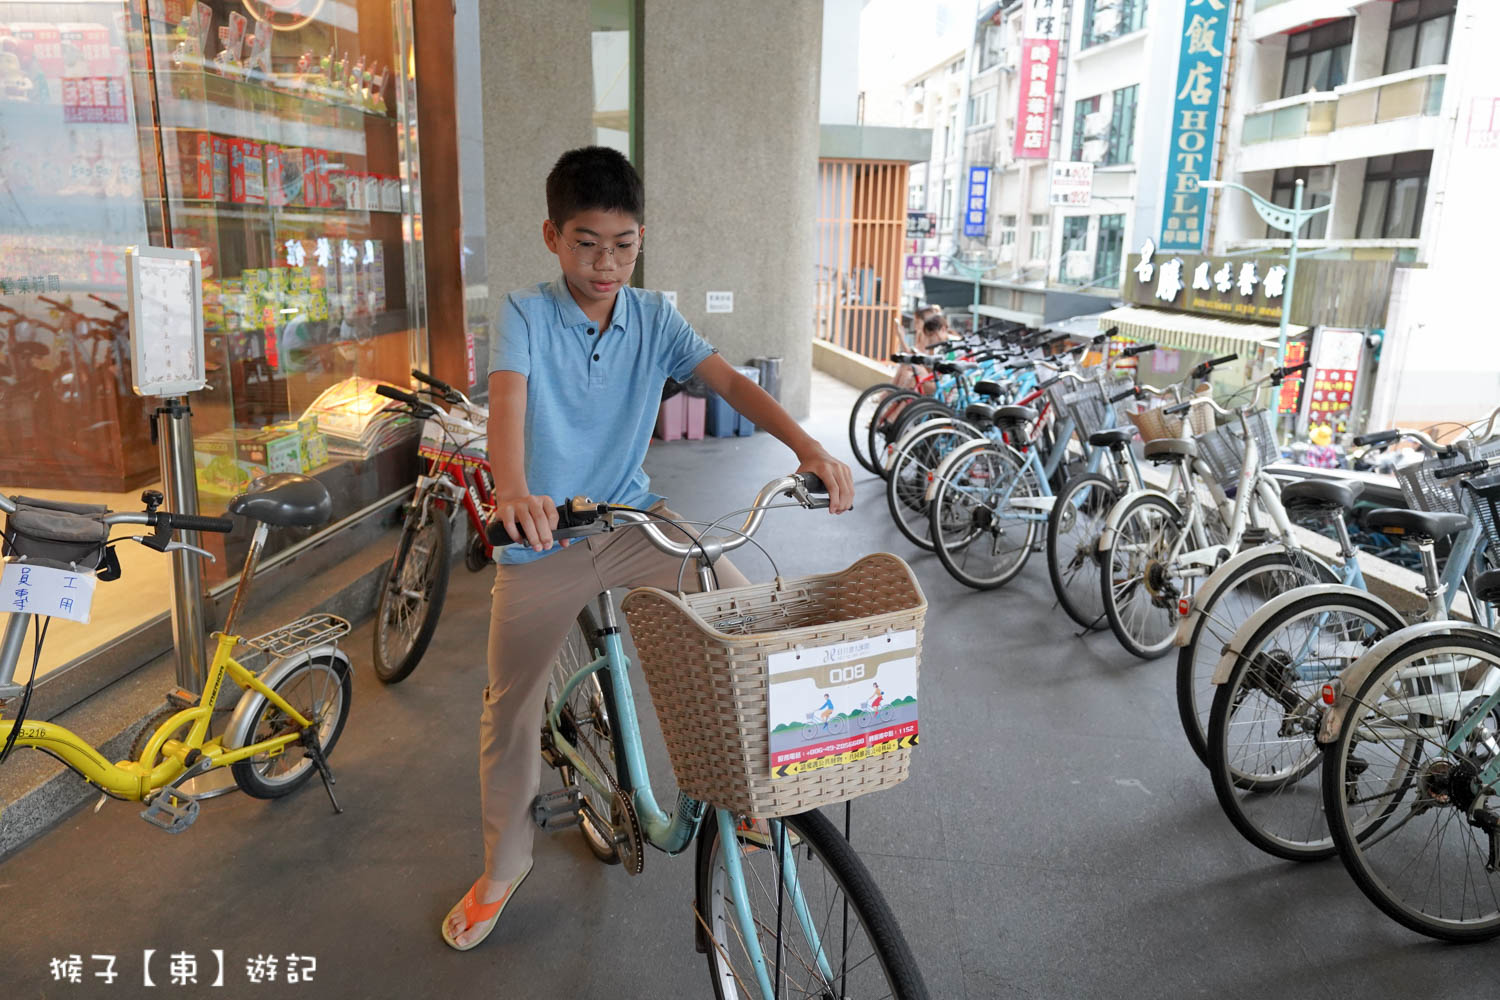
[299,729,343,815]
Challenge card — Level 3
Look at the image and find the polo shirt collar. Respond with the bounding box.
[548,274,633,334]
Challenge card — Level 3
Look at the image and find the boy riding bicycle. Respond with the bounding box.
[442,146,854,950]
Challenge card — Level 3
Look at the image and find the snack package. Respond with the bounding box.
[265,144,285,206]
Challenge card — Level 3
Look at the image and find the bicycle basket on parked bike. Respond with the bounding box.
[1396,439,1500,516]
[1055,380,1131,442]
[1,498,110,571]
[1194,410,1278,489]
[621,552,926,818]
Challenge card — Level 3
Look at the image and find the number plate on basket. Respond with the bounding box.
[767,630,919,778]
[0,561,96,623]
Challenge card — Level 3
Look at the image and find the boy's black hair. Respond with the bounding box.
[546,146,644,226]
[922,315,946,335]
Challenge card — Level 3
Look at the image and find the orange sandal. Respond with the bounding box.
[441,864,533,952]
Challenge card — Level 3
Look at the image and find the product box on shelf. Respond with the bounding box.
[264,144,285,206]
[229,139,265,204]
[194,429,269,497]
[338,170,358,210]
[314,150,331,207]
[261,422,305,474]
[380,176,401,212]
[362,174,380,212]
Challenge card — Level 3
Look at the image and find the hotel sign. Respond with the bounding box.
[1160,0,1232,253]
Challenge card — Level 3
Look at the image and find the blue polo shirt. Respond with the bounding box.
[489,276,718,564]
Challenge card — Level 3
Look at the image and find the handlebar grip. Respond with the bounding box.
[1120,343,1156,358]
[375,383,421,405]
[798,472,829,495]
[1435,460,1492,481]
[1208,354,1240,367]
[486,502,595,547]
[1038,375,1064,392]
[1109,387,1138,403]
[410,369,454,394]
[1090,332,1110,345]
[157,512,235,533]
[1163,402,1192,416]
[1280,362,1311,376]
[1353,429,1400,446]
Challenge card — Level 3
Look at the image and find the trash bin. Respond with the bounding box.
[752,356,783,404]
[707,365,760,437]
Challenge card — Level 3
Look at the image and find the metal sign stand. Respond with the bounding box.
[127,246,234,799]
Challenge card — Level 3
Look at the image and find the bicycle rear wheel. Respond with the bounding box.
[232,653,351,799]
[849,382,903,475]
[929,444,1038,590]
[885,422,980,551]
[1046,472,1118,629]
[696,807,929,1000]
[866,391,925,481]
[1099,492,1185,659]
[373,494,451,684]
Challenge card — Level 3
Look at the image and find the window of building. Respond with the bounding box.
[1357,152,1431,239]
[1060,216,1091,284]
[1105,85,1138,165]
[978,21,1006,72]
[1029,213,1049,260]
[997,214,1017,248]
[1081,0,1148,49]
[1094,214,1125,285]
[1266,166,1332,239]
[1281,17,1354,98]
[941,179,956,232]
[1384,0,1456,74]
[945,110,959,157]
[967,90,995,127]
[1071,95,1101,161]
[909,180,925,212]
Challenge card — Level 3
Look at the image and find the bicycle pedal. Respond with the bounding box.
[531,786,585,832]
[140,790,200,833]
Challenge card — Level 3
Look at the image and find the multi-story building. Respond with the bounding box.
[902,50,968,261]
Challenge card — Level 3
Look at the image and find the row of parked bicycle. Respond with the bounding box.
[851,320,1500,942]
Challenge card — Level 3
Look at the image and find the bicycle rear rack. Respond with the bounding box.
[240,613,351,659]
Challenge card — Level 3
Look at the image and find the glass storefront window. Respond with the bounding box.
[590,0,631,158]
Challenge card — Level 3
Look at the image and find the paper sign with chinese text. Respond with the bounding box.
[1,561,96,623]
[767,630,919,778]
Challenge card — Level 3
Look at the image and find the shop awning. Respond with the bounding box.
[973,302,1044,326]
[1095,305,1307,357]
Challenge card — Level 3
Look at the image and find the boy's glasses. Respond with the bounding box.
[554,226,642,266]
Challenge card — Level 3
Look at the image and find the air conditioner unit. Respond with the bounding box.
[1064,250,1093,282]
[1004,45,1019,71]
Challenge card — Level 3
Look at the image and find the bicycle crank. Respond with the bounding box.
[139,754,214,833]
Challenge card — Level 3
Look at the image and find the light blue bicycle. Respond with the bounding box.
[491,473,929,1000]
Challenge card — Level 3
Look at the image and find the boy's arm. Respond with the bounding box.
[487,370,558,551]
[691,355,854,514]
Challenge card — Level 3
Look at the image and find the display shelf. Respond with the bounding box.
[145,66,396,124]
[167,198,404,218]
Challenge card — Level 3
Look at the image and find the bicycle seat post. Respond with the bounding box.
[221,522,269,638]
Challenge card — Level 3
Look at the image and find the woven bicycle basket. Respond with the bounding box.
[620,552,926,818]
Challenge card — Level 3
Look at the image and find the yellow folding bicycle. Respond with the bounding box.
[0,474,351,833]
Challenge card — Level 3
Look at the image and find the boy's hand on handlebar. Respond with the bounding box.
[794,447,854,514]
[490,494,559,552]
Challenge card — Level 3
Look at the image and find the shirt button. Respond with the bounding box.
[593,353,600,361]
[588,328,595,335]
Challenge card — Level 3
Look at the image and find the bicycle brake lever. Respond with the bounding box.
[127,537,217,562]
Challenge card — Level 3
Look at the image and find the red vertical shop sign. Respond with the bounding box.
[1014,40,1059,159]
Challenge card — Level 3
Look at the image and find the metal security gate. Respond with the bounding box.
[815,159,909,362]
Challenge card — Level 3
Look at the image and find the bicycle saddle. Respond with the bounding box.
[1088,428,1134,449]
[1362,507,1469,540]
[1475,568,1500,606]
[994,405,1037,425]
[229,474,333,528]
[974,380,1005,399]
[963,403,996,427]
[1281,479,1364,511]
[1143,438,1197,463]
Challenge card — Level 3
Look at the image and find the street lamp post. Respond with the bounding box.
[1199,178,1332,435]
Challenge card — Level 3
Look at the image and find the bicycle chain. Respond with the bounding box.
[574,716,644,876]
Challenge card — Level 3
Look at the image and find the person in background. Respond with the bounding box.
[894,313,950,392]
[1301,423,1342,469]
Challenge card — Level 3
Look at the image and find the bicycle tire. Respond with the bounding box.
[231,653,352,799]
[1322,631,1500,941]
[1046,472,1119,630]
[849,382,904,475]
[546,606,622,864]
[1099,492,1185,659]
[372,496,452,684]
[885,422,981,551]
[866,391,926,481]
[877,401,954,479]
[696,807,929,1000]
[1206,591,1402,861]
[1176,550,1337,766]
[928,443,1038,589]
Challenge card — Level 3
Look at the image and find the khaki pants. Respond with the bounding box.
[479,505,748,882]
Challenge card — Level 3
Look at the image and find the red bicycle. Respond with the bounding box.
[370,370,494,683]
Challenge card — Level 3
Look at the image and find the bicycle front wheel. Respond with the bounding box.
[885,422,980,551]
[1100,493,1186,659]
[929,444,1038,590]
[372,495,451,684]
[696,808,929,1000]
[1046,472,1118,630]
[546,606,622,865]
[1323,632,1500,941]
[849,382,903,475]
[1207,592,1401,861]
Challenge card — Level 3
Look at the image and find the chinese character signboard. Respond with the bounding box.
[963,167,990,238]
[1160,0,1232,252]
[1304,328,1364,427]
[61,77,129,124]
[904,255,942,280]
[1049,162,1093,207]
[906,212,937,238]
[1014,0,1061,160]
[1278,340,1307,415]
[1125,244,1287,323]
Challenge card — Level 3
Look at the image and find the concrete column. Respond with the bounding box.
[639,0,822,418]
[1328,158,1366,239]
[476,1,594,305]
[1349,1,1392,85]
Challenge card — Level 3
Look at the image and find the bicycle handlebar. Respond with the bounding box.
[485,473,831,556]
[1435,459,1495,481]
[1190,353,1239,380]
[1120,342,1156,358]
[1352,427,1450,456]
[411,368,455,395]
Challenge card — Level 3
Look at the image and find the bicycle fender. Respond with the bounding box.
[222,644,352,751]
[1174,543,1318,648]
[1095,488,1181,554]
[923,436,1002,503]
[1208,584,1401,686]
[888,417,976,460]
[1317,620,1500,745]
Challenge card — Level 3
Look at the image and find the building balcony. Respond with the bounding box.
[1223,238,1421,264]
[1236,66,1446,173]
[1250,0,1361,42]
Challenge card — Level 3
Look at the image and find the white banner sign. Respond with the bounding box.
[1,561,97,623]
[1049,162,1094,207]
